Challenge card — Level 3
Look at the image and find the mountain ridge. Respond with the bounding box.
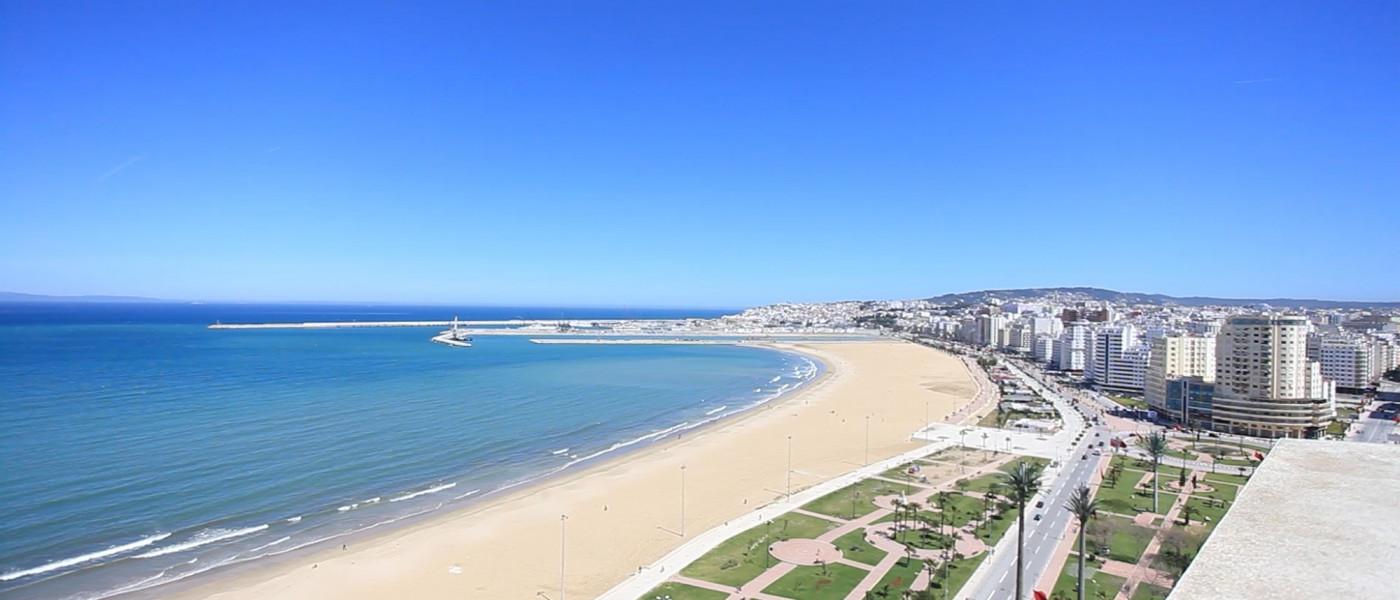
[921,287,1400,309]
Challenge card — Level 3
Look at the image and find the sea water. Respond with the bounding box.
[0,303,820,599]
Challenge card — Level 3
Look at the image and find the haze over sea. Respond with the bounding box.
[0,303,819,599]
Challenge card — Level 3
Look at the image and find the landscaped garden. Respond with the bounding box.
[679,513,839,586]
[645,446,1034,600]
[642,581,729,600]
[762,563,867,600]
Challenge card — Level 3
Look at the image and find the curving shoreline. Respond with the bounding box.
[154,340,976,600]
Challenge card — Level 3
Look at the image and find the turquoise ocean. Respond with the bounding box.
[0,303,820,599]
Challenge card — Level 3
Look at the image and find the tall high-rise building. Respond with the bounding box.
[1052,323,1091,371]
[1144,334,1217,420]
[976,314,1008,348]
[1032,334,1055,362]
[1088,325,1148,392]
[1211,315,1335,438]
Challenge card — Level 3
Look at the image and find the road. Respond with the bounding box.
[963,427,1103,600]
[961,360,1104,600]
[1354,415,1398,444]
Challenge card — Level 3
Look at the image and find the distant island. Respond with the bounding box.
[0,292,172,303]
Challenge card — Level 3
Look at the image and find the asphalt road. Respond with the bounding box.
[963,429,1102,600]
[964,363,1102,600]
[1354,415,1398,444]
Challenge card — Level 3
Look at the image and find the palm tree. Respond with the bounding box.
[1065,485,1100,600]
[1001,460,1046,600]
[1180,503,1195,526]
[892,498,908,541]
[1140,431,1169,513]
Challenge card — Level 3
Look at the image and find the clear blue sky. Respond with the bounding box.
[2,2,1397,307]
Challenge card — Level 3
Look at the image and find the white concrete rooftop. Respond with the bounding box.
[1169,438,1400,599]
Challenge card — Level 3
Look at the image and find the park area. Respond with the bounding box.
[641,446,1048,600]
[1046,446,1251,600]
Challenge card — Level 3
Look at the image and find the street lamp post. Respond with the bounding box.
[680,465,687,537]
[786,435,793,500]
[559,514,567,600]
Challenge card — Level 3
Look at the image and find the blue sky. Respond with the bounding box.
[2,2,1397,307]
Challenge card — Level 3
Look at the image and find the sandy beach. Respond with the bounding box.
[169,340,978,600]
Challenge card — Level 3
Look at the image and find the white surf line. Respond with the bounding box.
[0,534,171,582]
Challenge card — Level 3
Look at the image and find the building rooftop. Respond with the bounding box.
[1169,439,1400,599]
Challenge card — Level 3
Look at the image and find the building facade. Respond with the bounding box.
[1211,315,1336,438]
[1088,325,1148,393]
[1319,335,1374,390]
[1145,333,1217,416]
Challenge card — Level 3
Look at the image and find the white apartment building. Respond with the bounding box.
[1007,321,1033,353]
[1212,315,1336,439]
[1031,316,1063,339]
[1088,324,1148,393]
[1319,335,1374,389]
[1144,333,1218,415]
[976,314,1008,348]
[1052,323,1091,371]
[1032,334,1055,362]
[1187,320,1222,338]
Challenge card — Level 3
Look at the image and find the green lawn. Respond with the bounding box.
[1203,471,1250,487]
[641,581,730,600]
[902,529,956,551]
[1131,583,1173,600]
[954,457,1050,495]
[974,501,1021,545]
[880,462,929,483]
[1109,395,1148,410]
[871,557,925,596]
[680,513,839,586]
[998,456,1051,473]
[928,492,986,530]
[931,551,989,597]
[1165,447,1199,461]
[762,563,868,600]
[1049,556,1129,600]
[1096,468,1178,515]
[1191,480,1239,503]
[1110,454,1150,473]
[1211,454,1260,467]
[1091,515,1155,563]
[803,478,913,520]
[832,529,886,566]
[1182,496,1229,527]
[956,472,1005,494]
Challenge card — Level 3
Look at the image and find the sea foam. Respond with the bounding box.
[0,533,171,581]
[389,482,457,502]
[134,526,268,559]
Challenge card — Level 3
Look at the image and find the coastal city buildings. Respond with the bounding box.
[734,288,1398,440]
[1052,323,1091,372]
[1319,335,1376,390]
[1144,333,1217,422]
[1180,315,1333,438]
[1086,324,1149,393]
